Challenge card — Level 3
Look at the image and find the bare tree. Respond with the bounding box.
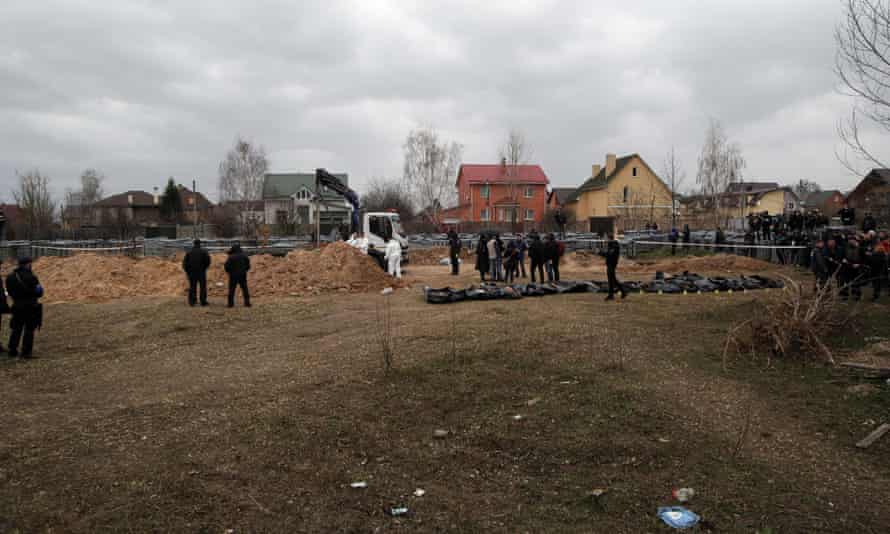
[696,119,745,228]
[13,169,56,240]
[218,136,268,236]
[835,0,890,171]
[79,168,104,226]
[361,178,415,220]
[792,179,822,197]
[402,127,461,226]
[663,147,686,229]
[499,129,533,224]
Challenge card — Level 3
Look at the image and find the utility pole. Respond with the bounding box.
[192,179,198,239]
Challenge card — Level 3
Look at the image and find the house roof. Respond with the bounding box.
[548,187,576,205]
[457,164,549,186]
[262,172,348,200]
[177,185,213,210]
[803,190,843,206]
[95,190,156,208]
[0,204,20,221]
[565,154,665,203]
[726,182,779,193]
[219,199,265,211]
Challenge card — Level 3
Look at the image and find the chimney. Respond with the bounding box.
[153,186,159,205]
[592,164,601,178]
[127,194,134,205]
[605,153,617,177]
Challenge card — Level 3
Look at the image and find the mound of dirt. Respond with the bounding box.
[626,254,775,274]
[409,247,473,266]
[21,242,404,303]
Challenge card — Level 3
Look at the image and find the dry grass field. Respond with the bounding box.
[1,259,888,533]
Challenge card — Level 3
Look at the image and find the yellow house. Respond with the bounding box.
[564,153,674,231]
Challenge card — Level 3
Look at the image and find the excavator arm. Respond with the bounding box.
[316,168,360,231]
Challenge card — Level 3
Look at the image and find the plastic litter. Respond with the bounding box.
[388,506,409,517]
[657,506,700,529]
[413,488,425,497]
[512,415,524,421]
[672,487,695,502]
[433,429,449,439]
[381,287,394,295]
[350,481,368,488]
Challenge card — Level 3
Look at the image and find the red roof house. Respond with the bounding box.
[445,162,550,227]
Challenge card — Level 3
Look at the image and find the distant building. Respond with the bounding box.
[547,187,577,210]
[262,172,352,233]
[441,162,550,229]
[679,182,801,224]
[564,153,673,232]
[93,185,213,233]
[846,169,890,225]
[802,190,845,216]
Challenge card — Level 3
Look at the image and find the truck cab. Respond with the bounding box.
[364,211,409,263]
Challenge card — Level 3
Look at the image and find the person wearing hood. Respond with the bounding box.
[224,244,251,308]
[528,233,546,282]
[6,257,43,358]
[447,229,461,275]
[182,239,211,306]
[476,234,489,281]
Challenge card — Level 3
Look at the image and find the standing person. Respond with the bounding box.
[554,208,568,238]
[476,234,489,282]
[503,240,518,284]
[811,240,830,291]
[447,229,461,276]
[6,257,42,358]
[600,236,627,301]
[544,233,560,282]
[486,234,498,281]
[862,212,877,233]
[839,203,856,227]
[182,239,211,307]
[495,234,505,281]
[840,238,864,300]
[516,234,528,278]
[682,224,691,246]
[0,259,7,353]
[867,237,887,301]
[224,244,251,308]
[384,235,402,278]
[529,233,546,283]
[669,227,679,256]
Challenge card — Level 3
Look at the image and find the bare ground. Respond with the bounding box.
[0,261,888,533]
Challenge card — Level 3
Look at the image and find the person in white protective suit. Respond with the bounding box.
[355,232,369,255]
[383,235,402,278]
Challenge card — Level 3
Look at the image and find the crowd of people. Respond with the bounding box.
[472,230,565,284]
[811,229,890,301]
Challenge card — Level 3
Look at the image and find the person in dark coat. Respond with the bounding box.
[838,203,856,226]
[682,224,691,245]
[528,233,546,283]
[811,240,830,290]
[840,238,864,300]
[862,213,877,234]
[503,240,518,284]
[224,244,251,308]
[543,234,559,282]
[515,234,527,278]
[475,235,489,282]
[182,239,211,306]
[6,257,42,358]
[0,259,8,353]
[600,236,627,301]
[447,229,461,276]
[866,238,887,301]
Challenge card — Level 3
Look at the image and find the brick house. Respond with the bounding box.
[846,169,890,225]
[441,162,550,230]
[802,190,845,216]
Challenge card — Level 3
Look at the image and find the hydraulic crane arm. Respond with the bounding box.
[316,168,360,231]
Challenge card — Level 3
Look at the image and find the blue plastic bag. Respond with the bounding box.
[657,506,700,529]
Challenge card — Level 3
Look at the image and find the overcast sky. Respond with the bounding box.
[0,0,881,202]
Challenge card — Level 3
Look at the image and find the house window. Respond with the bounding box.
[524,186,534,198]
[632,167,638,177]
[525,208,534,221]
[787,202,794,210]
[480,208,490,221]
[480,185,490,199]
[623,186,629,203]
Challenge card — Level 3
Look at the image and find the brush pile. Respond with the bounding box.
[723,277,853,367]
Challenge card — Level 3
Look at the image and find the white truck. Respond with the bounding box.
[353,210,409,267]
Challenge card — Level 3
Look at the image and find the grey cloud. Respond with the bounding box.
[0,0,876,202]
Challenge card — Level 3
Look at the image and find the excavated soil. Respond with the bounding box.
[561,251,775,274]
[17,242,405,303]
[409,246,473,266]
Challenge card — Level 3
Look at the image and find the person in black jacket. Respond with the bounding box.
[182,239,211,306]
[224,244,251,308]
[543,234,559,282]
[811,240,830,290]
[447,229,461,275]
[600,236,627,301]
[862,212,877,233]
[6,257,42,358]
[475,235,489,282]
[528,233,546,283]
[0,259,8,353]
